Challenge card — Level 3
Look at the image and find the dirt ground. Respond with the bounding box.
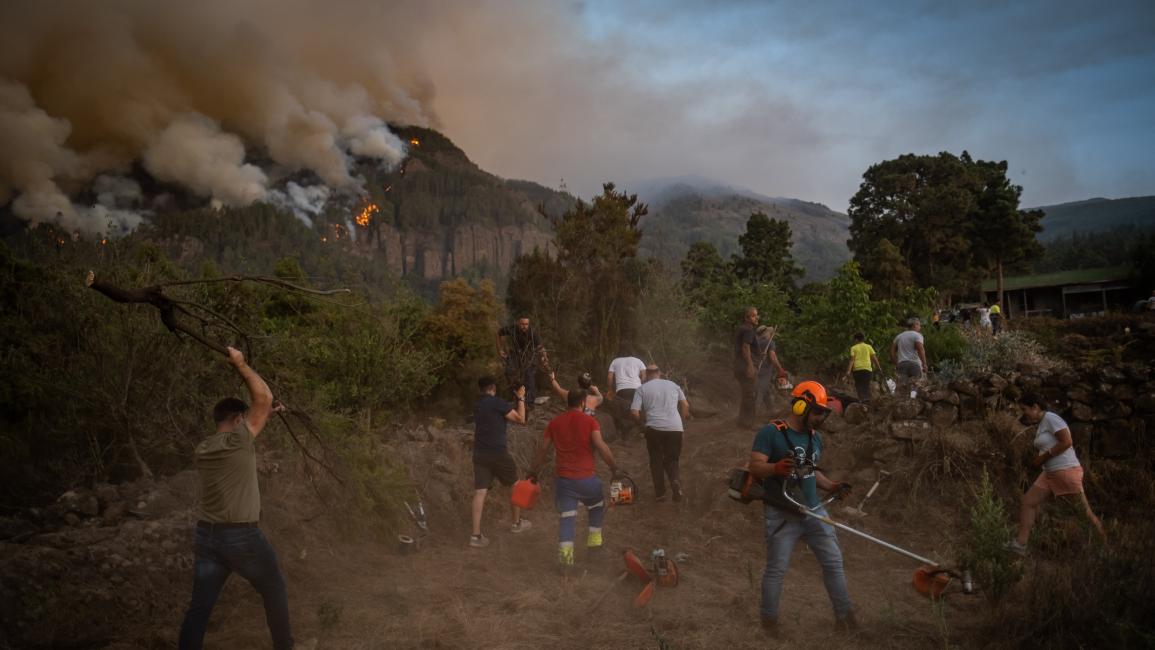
[198,402,990,650]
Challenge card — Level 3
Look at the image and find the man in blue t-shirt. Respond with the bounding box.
[747,381,855,635]
[470,376,531,548]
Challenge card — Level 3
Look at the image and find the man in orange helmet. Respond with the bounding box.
[747,380,856,635]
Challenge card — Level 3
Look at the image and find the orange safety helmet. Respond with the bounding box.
[791,380,830,416]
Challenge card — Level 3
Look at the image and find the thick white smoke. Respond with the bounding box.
[0,0,432,234]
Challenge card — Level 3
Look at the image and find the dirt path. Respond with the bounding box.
[205,413,986,649]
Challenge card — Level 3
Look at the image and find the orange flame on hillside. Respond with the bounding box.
[409,138,420,146]
[355,203,379,227]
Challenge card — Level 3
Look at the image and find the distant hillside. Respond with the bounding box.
[1033,195,1155,241]
[632,178,851,283]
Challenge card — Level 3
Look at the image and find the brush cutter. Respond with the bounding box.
[773,464,970,599]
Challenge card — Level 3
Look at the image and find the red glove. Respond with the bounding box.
[770,457,796,478]
[830,482,853,500]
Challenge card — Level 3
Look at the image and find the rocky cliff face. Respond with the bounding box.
[363,221,553,280]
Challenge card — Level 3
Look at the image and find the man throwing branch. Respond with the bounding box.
[606,353,646,442]
[528,390,623,569]
[747,381,855,635]
[179,347,294,650]
[470,377,532,548]
[631,365,691,502]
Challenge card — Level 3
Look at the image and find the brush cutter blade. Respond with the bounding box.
[912,565,952,599]
[633,580,655,607]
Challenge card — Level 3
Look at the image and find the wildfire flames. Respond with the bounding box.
[355,203,379,227]
[409,138,421,147]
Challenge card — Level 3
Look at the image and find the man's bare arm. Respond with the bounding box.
[228,347,272,437]
[591,430,618,474]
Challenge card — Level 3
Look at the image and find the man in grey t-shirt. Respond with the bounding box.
[890,318,927,394]
[630,365,691,502]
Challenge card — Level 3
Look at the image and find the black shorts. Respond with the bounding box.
[473,453,518,490]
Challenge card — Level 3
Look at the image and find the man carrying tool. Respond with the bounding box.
[497,316,546,407]
[606,352,647,442]
[755,325,788,417]
[747,381,856,634]
[470,377,532,549]
[528,389,623,569]
[631,365,691,502]
[179,347,294,650]
[734,306,761,428]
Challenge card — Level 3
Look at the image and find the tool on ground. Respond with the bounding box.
[396,534,417,554]
[610,475,638,506]
[588,550,653,613]
[404,497,428,533]
[510,476,541,510]
[842,469,892,518]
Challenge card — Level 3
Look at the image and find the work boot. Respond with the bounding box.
[558,544,575,568]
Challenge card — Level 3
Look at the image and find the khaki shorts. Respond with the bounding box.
[1032,466,1084,496]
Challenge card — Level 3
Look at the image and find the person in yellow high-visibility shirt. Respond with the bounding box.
[843,333,882,404]
[990,300,1003,335]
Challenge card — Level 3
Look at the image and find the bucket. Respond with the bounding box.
[510,477,541,510]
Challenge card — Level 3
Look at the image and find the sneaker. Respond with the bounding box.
[469,534,490,548]
[510,518,533,533]
[558,544,575,567]
[1006,540,1027,556]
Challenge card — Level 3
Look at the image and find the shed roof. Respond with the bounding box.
[981,267,1131,292]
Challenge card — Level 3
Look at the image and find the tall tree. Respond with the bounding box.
[966,159,1044,305]
[680,241,727,297]
[731,211,803,290]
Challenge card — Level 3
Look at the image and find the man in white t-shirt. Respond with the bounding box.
[606,355,646,442]
[630,365,691,502]
[890,318,927,395]
[1009,393,1105,554]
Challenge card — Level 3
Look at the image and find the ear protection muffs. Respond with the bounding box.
[792,398,809,416]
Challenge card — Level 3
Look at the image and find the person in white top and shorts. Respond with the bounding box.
[1009,393,1106,554]
[606,354,647,442]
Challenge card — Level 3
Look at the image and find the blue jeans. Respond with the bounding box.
[179,526,293,650]
[555,476,605,543]
[761,505,853,622]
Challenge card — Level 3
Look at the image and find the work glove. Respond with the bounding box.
[770,457,796,478]
[830,482,853,500]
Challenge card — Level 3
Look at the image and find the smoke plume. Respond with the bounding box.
[0,0,435,234]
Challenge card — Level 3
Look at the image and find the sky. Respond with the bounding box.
[425,0,1155,211]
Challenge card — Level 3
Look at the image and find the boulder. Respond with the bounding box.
[1124,364,1151,383]
[1018,374,1043,392]
[889,420,932,442]
[1066,385,1093,403]
[57,490,100,518]
[928,403,959,428]
[921,387,960,405]
[871,440,906,463]
[986,374,1008,393]
[892,398,923,420]
[689,393,721,419]
[1068,421,1094,444]
[1053,371,1081,388]
[1111,384,1136,402]
[1067,402,1094,422]
[843,402,869,426]
[949,379,980,396]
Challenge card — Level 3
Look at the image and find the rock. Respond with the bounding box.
[871,440,905,463]
[986,374,1008,393]
[1068,421,1093,443]
[928,403,958,428]
[1136,393,1155,414]
[843,402,869,426]
[100,502,127,526]
[889,420,932,442]
[949,379,979,396]
[921,387,960,405]
[1099,365,1128,384]
[64,513,82,527]
[1124,364,1150,383]
[1067,402,1093,422]
[1092,421,1134,459]
[892,398,923,420]
[1018,374,1043,392]
[57,490,100,518]
[1054,371,1081,388]
[94,484,120,508]
[1066,385,1093,403]
[690,393,721,419]
[1111,384,1136,402]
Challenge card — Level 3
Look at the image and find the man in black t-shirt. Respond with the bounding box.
[734,306,760,429]
[497,316,547,405]
[470,376,532,548]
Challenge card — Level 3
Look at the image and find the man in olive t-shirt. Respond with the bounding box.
[179,347,294,650]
